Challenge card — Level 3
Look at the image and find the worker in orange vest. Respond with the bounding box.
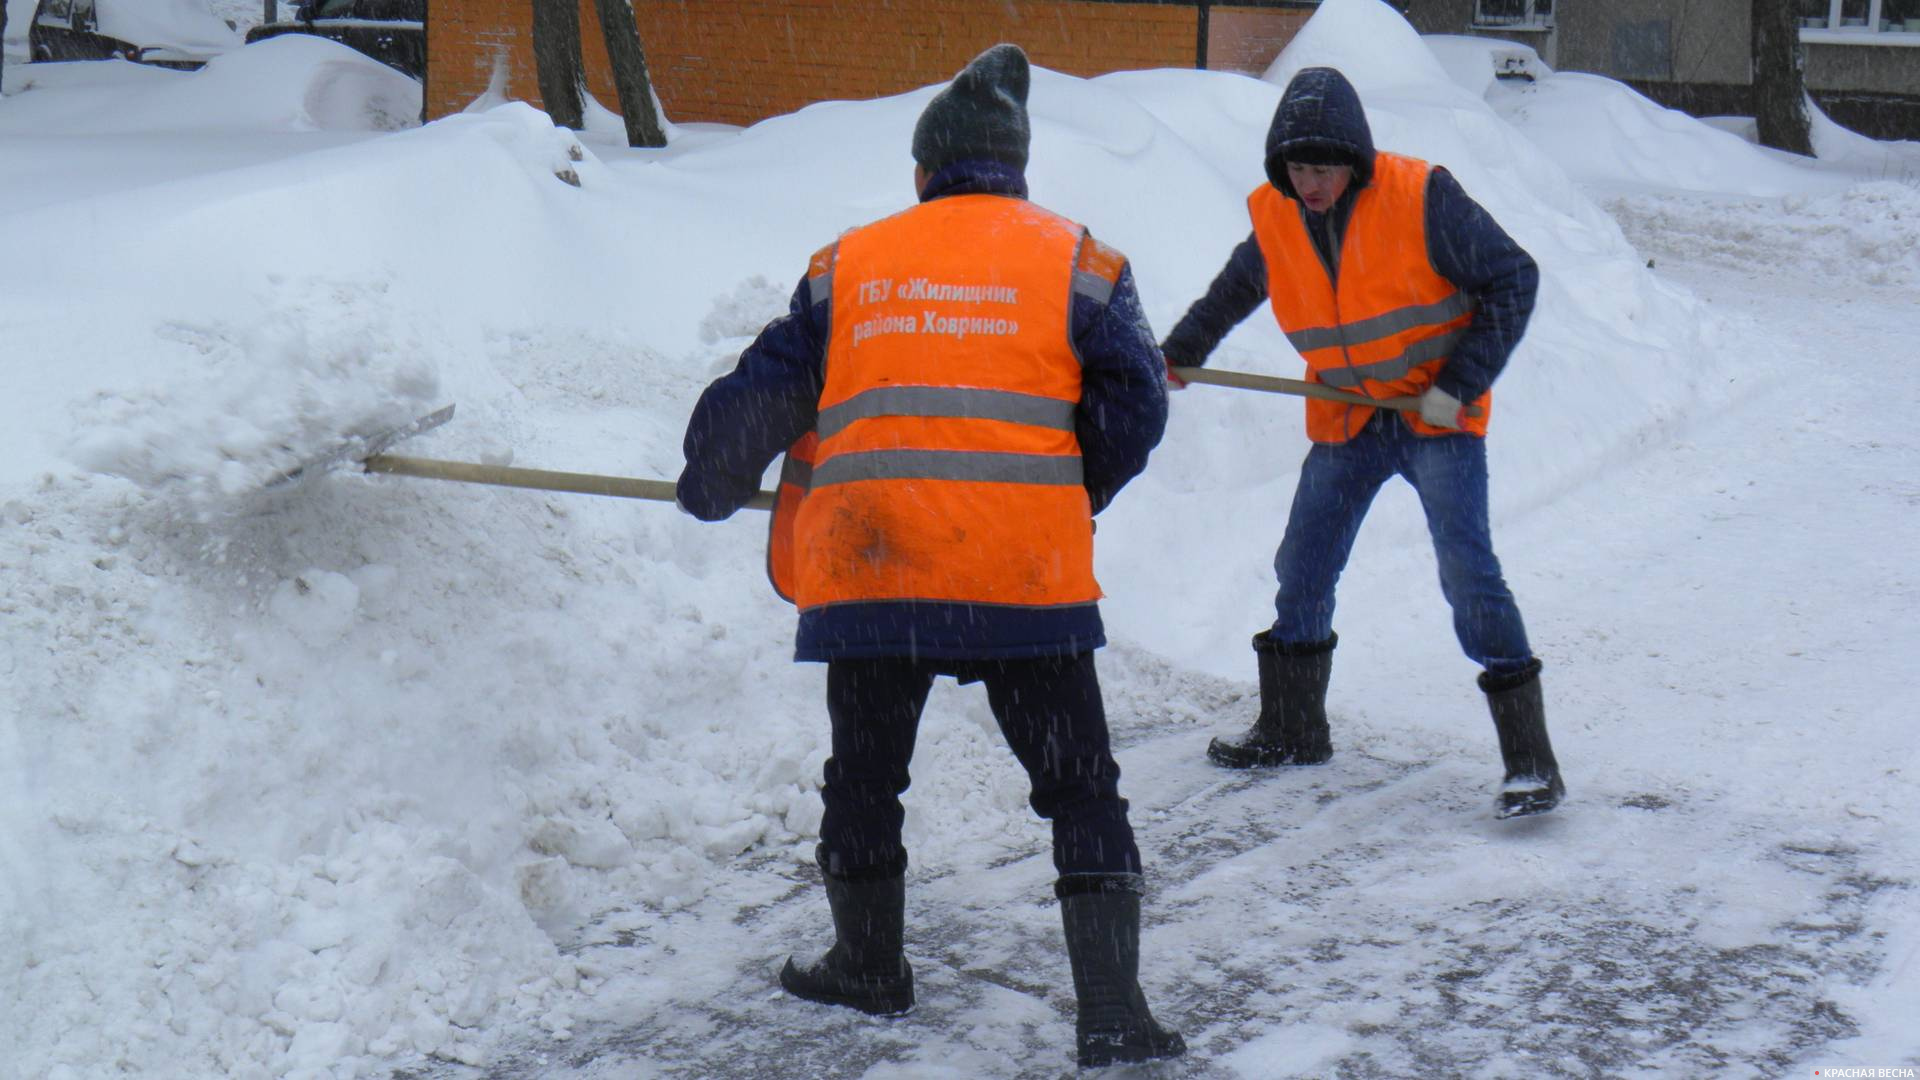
[676,44,1183,1068]
[1161,66,1565,819]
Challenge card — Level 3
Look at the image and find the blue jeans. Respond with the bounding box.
[1272,415,1534,675]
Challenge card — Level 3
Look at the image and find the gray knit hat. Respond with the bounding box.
[912,44,1032,173]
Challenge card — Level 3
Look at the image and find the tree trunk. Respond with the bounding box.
[1751,0,1813,156]
[594,0,668,147]
[532,0,586,131]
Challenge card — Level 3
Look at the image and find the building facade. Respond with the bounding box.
[1407,0,1920,139]
[423,1,1920,140]
[425,1,1317,127]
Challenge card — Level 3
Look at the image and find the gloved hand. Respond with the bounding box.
[1163,356,1188,390]
[674,477,729,521]
[1417,385,1466,430]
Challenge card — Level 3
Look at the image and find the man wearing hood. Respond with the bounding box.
[1160,66,1564,820]
[676,44,1183,1068]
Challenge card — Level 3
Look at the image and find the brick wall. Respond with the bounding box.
[428,0,1210,126]
[427,0,629,122]
[1207,6,1311,75]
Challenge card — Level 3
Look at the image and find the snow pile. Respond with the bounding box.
[2,63,822,1077]
[1609,180,1920,286]
[1422,33,1541,99]
[1482,68,1834,196]
[1808,84,1920,178]
[0,36,420,134]
[1459,22,1920,199]
[96,0,242,57]
[697,275,791,345]
[65,286,440,505]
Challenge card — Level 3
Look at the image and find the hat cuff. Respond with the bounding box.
[1281,141,1357,167]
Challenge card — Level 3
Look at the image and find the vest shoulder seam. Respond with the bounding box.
[1074,235,1128,285]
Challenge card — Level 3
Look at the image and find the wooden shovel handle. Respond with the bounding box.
[363,366,1478,511]
[363,454,777,511]
[1172,366,1483,418]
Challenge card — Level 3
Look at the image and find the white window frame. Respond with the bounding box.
[1800,0,1920,40]
[1472,0,1554,32]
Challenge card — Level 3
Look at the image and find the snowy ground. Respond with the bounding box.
[3,1,1918,1077]
[409,209,1920,1080]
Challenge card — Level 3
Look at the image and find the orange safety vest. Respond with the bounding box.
[1249,151,1487,444]
[766,195,1125,611]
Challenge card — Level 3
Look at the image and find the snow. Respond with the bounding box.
[3,0,1919,1075]
[93,0,242,59]
[2,0,240,61]
[3,0,34,51]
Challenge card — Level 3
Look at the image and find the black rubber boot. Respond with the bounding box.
[779,848,914,1015]
[1057,874,1186,1069]
[1206,631,1336,768]
[1480,659,1566,819]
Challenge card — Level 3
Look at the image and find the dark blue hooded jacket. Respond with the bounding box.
[1162,67,1538,407]
[677,160,1168,662]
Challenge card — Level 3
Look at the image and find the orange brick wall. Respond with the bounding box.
[428,0,632,123]
[1207,6,1312,76]
[428,0,1210,127]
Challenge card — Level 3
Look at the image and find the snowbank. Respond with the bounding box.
[0,37,419,134]
[96,0,242,58]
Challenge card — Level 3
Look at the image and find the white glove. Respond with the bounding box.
[1418,386,1466,430]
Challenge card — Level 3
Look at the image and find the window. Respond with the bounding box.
[1799,0,1920,31]
[1474,0,1554,30]
[1611,19,1672,80]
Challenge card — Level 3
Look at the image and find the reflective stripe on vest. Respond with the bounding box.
[1313,325,1465,390]
[812,449,1085,487]
[807,242,835,314]
[816,385,1076,441]
[1285,293,1475,361]
[1249,152,1490,443]
[781,194,1098,611]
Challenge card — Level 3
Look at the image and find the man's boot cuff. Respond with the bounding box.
[1478,657,1544,695]
[1055,872,1145,900]
[1251,630,1338,658]
[817,844,909,882]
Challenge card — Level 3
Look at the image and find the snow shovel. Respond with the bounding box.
[362,453,776,510]
[266,404,458,489]
[273,404,776,509]
[1172,366,1484,418]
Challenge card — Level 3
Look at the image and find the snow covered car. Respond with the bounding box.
[243,0,425,80]
[28,0,241,69]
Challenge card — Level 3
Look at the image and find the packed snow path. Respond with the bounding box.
[411,196,1920,1079]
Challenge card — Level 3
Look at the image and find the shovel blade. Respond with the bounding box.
[266,404,456,491]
